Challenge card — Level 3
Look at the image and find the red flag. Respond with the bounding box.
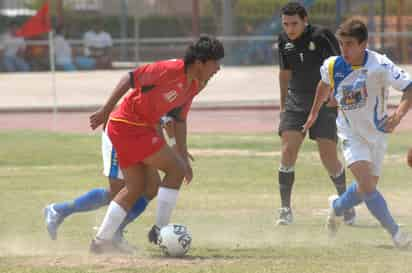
[15,1,51,37]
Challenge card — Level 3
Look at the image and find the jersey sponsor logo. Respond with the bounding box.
[309,41,316,51]
[284,42,294,50]
[164,90,178,102]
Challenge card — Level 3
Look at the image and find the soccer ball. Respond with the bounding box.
[158,224,192,257]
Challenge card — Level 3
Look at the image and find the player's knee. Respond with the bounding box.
[281,145,298,164]
[357,177,378,194]
[162,159,185,187]
[108,178,125,199]
[144,183,159,200]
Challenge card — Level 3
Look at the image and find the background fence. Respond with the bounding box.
[0,0,411,72]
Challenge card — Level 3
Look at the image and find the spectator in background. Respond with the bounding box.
[54,25,76,71]
[0,21,30,72]
[83,19,113,69]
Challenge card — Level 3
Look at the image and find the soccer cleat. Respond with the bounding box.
[276,207,293,226]
[148,225,160,245]
[392,230,412,249]
[89,237,134,255]
[113,230,138,254]
[43,204,64,240]
[343,207,356,226]
[327,195,341,237]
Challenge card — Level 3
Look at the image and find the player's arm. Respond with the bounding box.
[277,35,291,112]
[382,57,412,132]
[302,80,331,133]
[385,85,412,132]
[174,120,193,183]
[279,69,291,112]
[89,73,131,130]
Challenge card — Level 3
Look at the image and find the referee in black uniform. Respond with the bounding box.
[275,2,355,225]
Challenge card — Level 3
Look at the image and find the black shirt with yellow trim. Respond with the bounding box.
[278,24,340,112]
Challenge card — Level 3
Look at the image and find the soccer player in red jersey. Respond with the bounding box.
[88,35,224,253]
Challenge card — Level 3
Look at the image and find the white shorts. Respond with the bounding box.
[102,130,124,179]
[338,129,387,176]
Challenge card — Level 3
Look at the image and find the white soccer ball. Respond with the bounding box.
[158,224,192,257]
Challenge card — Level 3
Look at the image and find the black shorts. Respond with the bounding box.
[278,106,338,141]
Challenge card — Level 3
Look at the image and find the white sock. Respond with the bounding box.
[96,201,127,240]
[156,187,179,228]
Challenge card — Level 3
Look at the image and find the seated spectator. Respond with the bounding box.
[83,19,113,69]
[0,21,30,72]
[54,26,76,71]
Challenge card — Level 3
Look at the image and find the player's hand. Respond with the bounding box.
[187,152,195,162]
[326,96,338,107]
[383,113,401,133]
[89,107,110,130]
[302,112,318,133]
[182,159,193,184]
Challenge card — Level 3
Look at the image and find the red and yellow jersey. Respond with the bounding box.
[110,59,199,127]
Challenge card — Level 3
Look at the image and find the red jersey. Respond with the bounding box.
[110,59,199,126]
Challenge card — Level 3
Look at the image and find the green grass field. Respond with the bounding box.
[0,130,412,273]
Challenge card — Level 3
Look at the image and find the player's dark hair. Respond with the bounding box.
[184,35,224,68]
[281,2,308,19]
[336,19,368,44]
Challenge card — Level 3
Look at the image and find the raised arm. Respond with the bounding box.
[302,80,332,133]
[89,73,131,130]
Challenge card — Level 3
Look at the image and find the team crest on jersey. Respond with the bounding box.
[308,41,316,51]
[284,42,294,50]
[164,90,178,102]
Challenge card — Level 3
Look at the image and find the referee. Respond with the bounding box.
[275,2,355,225]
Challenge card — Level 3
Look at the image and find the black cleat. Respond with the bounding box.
[148,225,160,245]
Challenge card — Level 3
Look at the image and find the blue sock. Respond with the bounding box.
[53,188,110,218]
[333,182,363,216]
[115,196,149,237]
[364,190,399,236]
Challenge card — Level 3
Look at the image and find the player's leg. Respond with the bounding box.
[309,107,348,195]
[276,111,306,225]
[91,149,183,253]
[143,145,185,244]
[44,186,112,240]
[114,166,160,243]
[91,163,147,254]
[333,159,409,248]
[325,133,367,236]
[44,129,123,240]
[359,143,410,248]
[310,107,355,225]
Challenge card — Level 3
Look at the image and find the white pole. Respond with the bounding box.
[48,30,57,130]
